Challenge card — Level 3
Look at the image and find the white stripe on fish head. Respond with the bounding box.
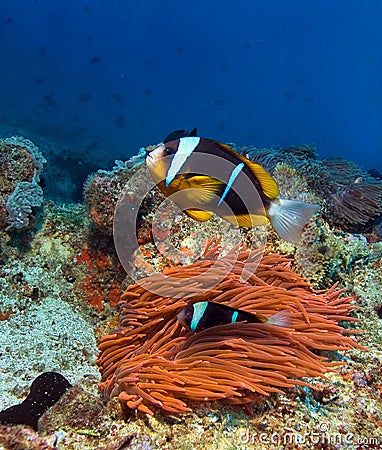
[190,301,208,331]
[165,137,200,187]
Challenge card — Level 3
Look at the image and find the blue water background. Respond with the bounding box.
[1,1,381,182]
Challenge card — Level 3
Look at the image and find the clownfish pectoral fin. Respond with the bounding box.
[267,198,320,243]
[267,309,291,328]
[184,176,222,204]
[184,209,213,221]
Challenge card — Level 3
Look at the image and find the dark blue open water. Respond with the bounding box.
[1,0,381,191]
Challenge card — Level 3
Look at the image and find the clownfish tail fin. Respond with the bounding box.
[267,198,320,243]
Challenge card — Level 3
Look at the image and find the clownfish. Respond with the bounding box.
[146,130,319,243]
[177,301,291,332]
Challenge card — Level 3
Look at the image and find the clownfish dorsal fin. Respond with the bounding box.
[214,142,236,153]
[184,209,213,221]
[213,142,279,200]
[163,128,198,143]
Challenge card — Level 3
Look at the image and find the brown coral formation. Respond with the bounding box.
[245,145,382,232]
[97,243,364,416]
[83,149,148,236]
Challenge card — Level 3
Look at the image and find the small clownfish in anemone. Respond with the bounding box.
[177,301,291,332]
[146,129,320,243]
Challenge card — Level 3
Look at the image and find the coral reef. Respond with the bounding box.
[1,137,382,449]
[39,384,107,436]
[372,215,382,240]
[0,203,101,411]
[97,243,363,416]
[322,159,382,231]
[0,136,46,231]
[0,425,60,450]
[293,219,376,288]
[244,145,382,233]
[73,245,125,311]
[83,148,147,236]
[5,177,43,231]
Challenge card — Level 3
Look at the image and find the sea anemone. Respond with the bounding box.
[328,182,382,231]
[97,242,364,416]
[245,146,382,232]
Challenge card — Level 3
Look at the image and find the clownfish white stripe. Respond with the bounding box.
[217,162,245,206]
[165,136,200,187]
[190,301,208,332]
[231,310,239,323]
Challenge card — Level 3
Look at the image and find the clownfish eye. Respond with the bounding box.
[164,146,176,156]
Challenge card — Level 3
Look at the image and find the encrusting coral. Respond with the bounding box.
[97,241,364,416]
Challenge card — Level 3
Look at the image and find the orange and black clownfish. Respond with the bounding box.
[177,301,291,332]
[146,130,319,243]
